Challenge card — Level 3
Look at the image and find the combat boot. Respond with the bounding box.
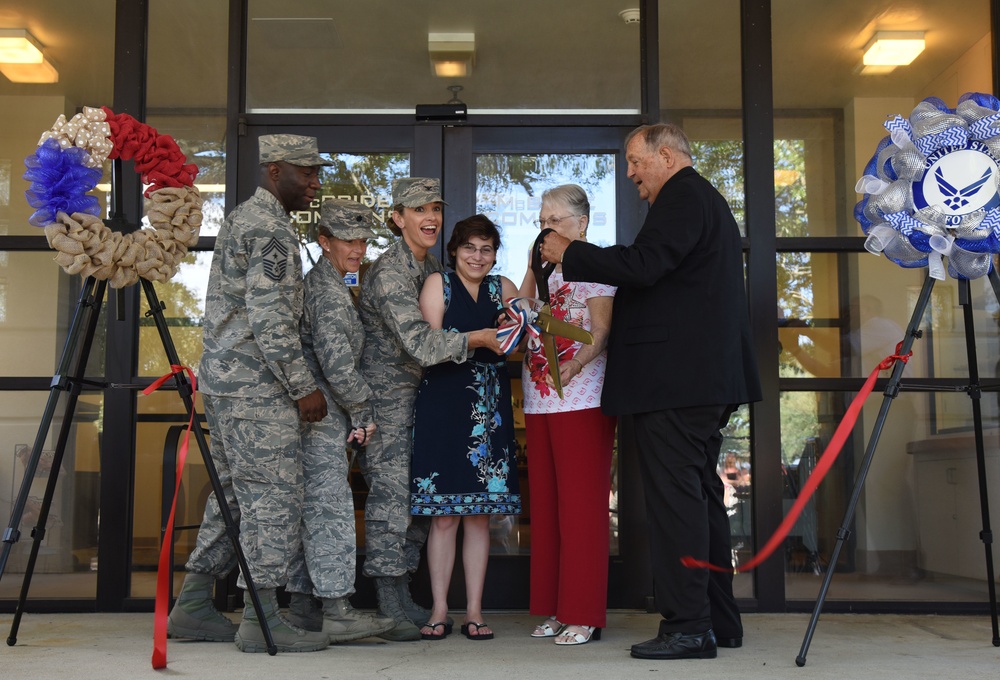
[394,573,431,627]
[234,588,330,653]
[374,577,422,641]
[285,591,323,632]
[321,596,396,643]
[167,573,238,642]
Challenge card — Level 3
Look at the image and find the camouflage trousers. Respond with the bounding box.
[193,393,304,590]
[357,423,428,577]
[184,395,238,578]
[286,409,358,599]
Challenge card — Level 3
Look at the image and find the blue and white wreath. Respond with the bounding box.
[856,92,1000,280]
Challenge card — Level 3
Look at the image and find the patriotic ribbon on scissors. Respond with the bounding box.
[682,345,912,574]
[143,364,198,670]
[497,297,542,354]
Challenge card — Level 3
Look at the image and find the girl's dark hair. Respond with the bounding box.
[446,214,501,268]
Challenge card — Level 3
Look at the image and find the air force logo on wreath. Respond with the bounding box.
[912,143,1000,223]
[854,93,1000,281]
[261,237,289,281]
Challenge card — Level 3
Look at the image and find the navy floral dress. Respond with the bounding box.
[410,272,521,516]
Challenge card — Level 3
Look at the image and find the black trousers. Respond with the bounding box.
[632,404,742,638]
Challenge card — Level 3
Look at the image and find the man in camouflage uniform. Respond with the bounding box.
[284,199,395,642]
[358,177,501,640]
[167,134,331,653]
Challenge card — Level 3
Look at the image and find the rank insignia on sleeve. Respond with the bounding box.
[261,237,289,281]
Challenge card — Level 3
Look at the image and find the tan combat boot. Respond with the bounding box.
[374,577,422,641]
[167,573,238,642]
[321,596,396,643]
[235,588,330,653]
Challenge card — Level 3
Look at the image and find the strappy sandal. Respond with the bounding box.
[554,625,602,646]
[530,617,564,638]
[420,621,450,640]
[460,621,494,640]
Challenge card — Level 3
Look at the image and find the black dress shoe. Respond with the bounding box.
[630,630,718,660]
[715,636,742,648]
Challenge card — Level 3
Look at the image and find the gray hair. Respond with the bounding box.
[625,123,693,160]
[541,183,591,219]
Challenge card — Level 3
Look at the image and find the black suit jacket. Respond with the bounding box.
[562,166,762,416]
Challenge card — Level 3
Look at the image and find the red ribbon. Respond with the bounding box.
[144,364,197,669]
[682,345,912,574]
[101,107,199,197]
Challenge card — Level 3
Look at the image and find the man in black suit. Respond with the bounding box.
[540,123,761,660]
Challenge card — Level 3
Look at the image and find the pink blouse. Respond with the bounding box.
[521,271,615,415]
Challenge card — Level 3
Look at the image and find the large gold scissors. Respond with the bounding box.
[531,229,593,398]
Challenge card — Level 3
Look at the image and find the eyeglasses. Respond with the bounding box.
[459,243,496,257]
[533,214,581,229]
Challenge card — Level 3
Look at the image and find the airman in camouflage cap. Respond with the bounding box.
[391,177,447,208]
[259,134,332,167]
[319,199,378,241]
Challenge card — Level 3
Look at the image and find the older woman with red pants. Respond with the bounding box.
[520,183,616,646]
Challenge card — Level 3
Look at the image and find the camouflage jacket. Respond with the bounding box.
[199,187,316,400]
[301,257,374,427]
[358,238,468,426]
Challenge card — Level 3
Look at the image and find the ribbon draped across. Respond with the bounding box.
[497,297,542,354]
[682,347,912,574]
[142,365,197,670]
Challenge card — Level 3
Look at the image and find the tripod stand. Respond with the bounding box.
[795,270,1000,666]
[0,160,276,655]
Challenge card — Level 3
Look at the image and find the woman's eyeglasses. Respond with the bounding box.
[459,243,496,257]
[532,214,581,229]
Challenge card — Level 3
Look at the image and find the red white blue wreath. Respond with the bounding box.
[856,92,1000,280]
[23,106,202,288]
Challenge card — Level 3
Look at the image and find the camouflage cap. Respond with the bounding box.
[258,134,332,167]
[391,177,448,208]
[318,199,378,241]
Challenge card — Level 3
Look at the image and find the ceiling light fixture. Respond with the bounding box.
[0,56,59,83]
[862,31,925,73]
[0,28,44,63]
[428,32,475,78]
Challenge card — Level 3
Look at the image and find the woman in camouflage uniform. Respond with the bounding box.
[285,199,396,643]
[357,178,502,640]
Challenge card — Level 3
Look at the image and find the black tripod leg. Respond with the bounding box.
[2,277,107,646]
[140,280,276,655]
[796,273,935,667]
[968,273,1000,647]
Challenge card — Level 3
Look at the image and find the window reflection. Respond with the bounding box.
[722,404,754,597]
[474,153,616,282]
[778,252,1000,382]
[246,0,641,113]
[782,390,996,602]
[294,152,410,274]
[0,392,101,600]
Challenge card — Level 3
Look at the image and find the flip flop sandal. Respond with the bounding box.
[531,618,564,638]
[460,622,495,640]
[420,622,450,640]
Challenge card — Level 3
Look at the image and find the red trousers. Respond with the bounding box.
[526,408,617,628]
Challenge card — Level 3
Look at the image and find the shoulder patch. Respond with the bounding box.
[261,237,289,281]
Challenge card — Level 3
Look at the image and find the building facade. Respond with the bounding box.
[1,0,999,616]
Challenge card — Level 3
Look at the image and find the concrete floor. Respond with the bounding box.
[1,610,998,680]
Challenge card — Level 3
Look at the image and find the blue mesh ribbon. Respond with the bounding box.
[24,138,102,227]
